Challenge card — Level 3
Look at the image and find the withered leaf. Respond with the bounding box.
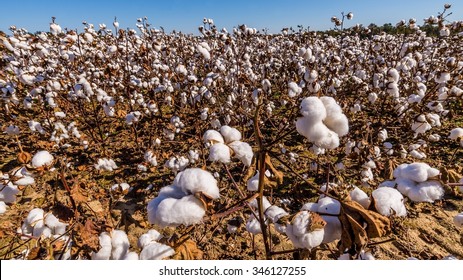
[173,239,203,260]
[194,192,213,211]
[265,154,284,185]
[341,200,391,238]
[17,151,32,164]
[440,167,462,184]
[70,183,88,204]
[27,246,49,260]
[383,159,398,180]
[73,220,100,251]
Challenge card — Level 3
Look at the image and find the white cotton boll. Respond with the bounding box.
[435,72,450,84]
[5,125,20,135]
[92,232,112,260]
[407,181,444,203]
[208,143,231,164]
[265,205,288,223]
[320,96,343,115]
[140,243,175,260]
[410,150,426,159]
[138,229,163,248]
[25,208,44,226]
[246,172,260,191]
[299,97,327,121]
[372,187,407,217]
[316,197,341,215]
[0,201,7,214]
[228,141,253,166]
[378,129,388,142]
[153,195,206,227]
[301,202,319,212]
[323,113,349,137]
[368,92,378,104]
[32,220,46,237]
[428,134,441,142]
[387,68,400,83]
[203,130,224,144]
[144,151,158,167]
[123,251,139,260]
[220,125,241,143]
[396,177,416,197]
[397,163,437,183]
[110,230,130,260]
[173,168,219,199]
[246,215,263,234]
[350,187,371,209]
[196,45,210,60]
[249,197,272,212]
[14,176,35,186]
[288,82,302,97]
[44,213,61,230]
[320,215,341,243]
[286,211,324,249]
[0,182,19,203]
[449,128,463,140]
[94,158,118,172]
[31,150,54,168]
[454,213,463,227]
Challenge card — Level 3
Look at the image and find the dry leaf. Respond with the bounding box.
[265,154,284,185]
[73,220,100,251]
[173,239,203,260]
[27,246,48,260]
[341,200,391,238]
[309,212,327,231]
[70,183,88,204]
[440,167,462,184]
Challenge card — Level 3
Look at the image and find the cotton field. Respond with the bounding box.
[1,6,463,260]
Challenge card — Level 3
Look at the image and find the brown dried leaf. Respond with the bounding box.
[173,239,203,260]
[440,167,462,184]
[265,154,284,185]
[17,151,32,164]
[27,247,49,260]
[194,192,213,211]
[73,220,100,251]
[383,159,398,180]
[70,183,88,204]
[341,200,391,238]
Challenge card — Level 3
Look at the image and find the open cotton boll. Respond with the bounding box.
[406,181,444,203]
[350,187,371,209]
[246,172,260,191]
[372,187,407,217]
[0,202,7,214]
[44,213,66,234]
[228,141,253,166]
[25,208,44,226]
[320,215,341,243]
[265,205,288,234]
[123,251,139,260]
[250,197,272,212]
[31,150,54,168]
[319,96,343,115]
[203,130,224,144]
[299,97,327,121]
[32,220,46,237]
[173,168,219,199]
[219,125,241,143]
[208,143,231,164]
[14,176,35,186]
[394,163,436,183]
[323,113,349,137]
[301,202,319,212]
[285,211,324,249]
[288,82,302,97]
[449,128,463,140]
[454,212,463,227]
[138,229,163,248]
[246,215,263,234]
[92,232,112,260]
[316,197,341,215]
[0,182,19,203]
[110,230,130,260]
[140,242,175,260]
[152,195,206,228]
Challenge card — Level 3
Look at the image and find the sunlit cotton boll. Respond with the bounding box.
[31,150,54,168]
[208,143,231,164]
[285,211,324,249]
[0,181,19,204]
[152,195,206,228]
[393,162,439,183]
[299,97,327,121]
[92,232,112,260]
[228,141,253,166]
[372,187,407,217]
[173,168,219,199]
[220,125,241,143]
[349,187,371,209]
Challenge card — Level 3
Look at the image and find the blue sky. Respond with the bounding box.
[0,0,461,34]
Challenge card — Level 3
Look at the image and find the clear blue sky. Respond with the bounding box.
[0,0,461,34]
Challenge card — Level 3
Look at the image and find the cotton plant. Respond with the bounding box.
[147,168,219,228]
[296,96,349,150]
[244,197,288,235]
[164,155,189,174]
[92,229,138,260]
[138,229,175,260]
[449,128,463,147]
[371,187,407,217]
[0,174,20,214]
[203,125,253,166]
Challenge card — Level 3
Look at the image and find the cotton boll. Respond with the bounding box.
[173,168,219,199]
[14,176,35,186]
[228,141,253,166]
[25,208,45,226]
[410,150,426,159]
[323,113,349,137]
[299,97,327,121]
[123,251,139,260]
[316,197,341,215]
[372,187,407,217]
[285,211,324,249]
[138,229,163,249]
[208,143,231,164]
[153,195,206,227]
[395,177,416,197]
[0,201,7,214]
[32,220,46,237]
[92,232,112,260]
[139,243,175,260]
[246,172,260,191]
[249,197,272,212]
[219,125,241,143]
[288,82,302,97]
[368,92,378,104]
[407,181,444,203]
[350,187,371,209]
[31,150,54,168]
[320,215,341,243]
[449,128,463,140]
[454,213,463,227]
[397,162,435,183]
[246,215,263,234]
[301,202,319,212]
[110,230,130,260]
[203,130,224,145]
[312,123,340,150]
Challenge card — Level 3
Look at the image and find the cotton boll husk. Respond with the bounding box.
[349,187,371,209]
[316,197,341,215]
[110,230,130,260]
[203,130,224,144]
[299,97,327,121]
[228,141,253,166]
[0,182,19,203]
[31,150,54,168]
[219,125,241,143]
[323,113,349,137]
[154,195,206,227]
[320,215,341,243]
[372,187,407,217]
[173,168,219,199]
[123,251,139,260]
[208,143,231,164]
[407,181,444,203]
[454,213,463,227]
[140,243,175,260]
